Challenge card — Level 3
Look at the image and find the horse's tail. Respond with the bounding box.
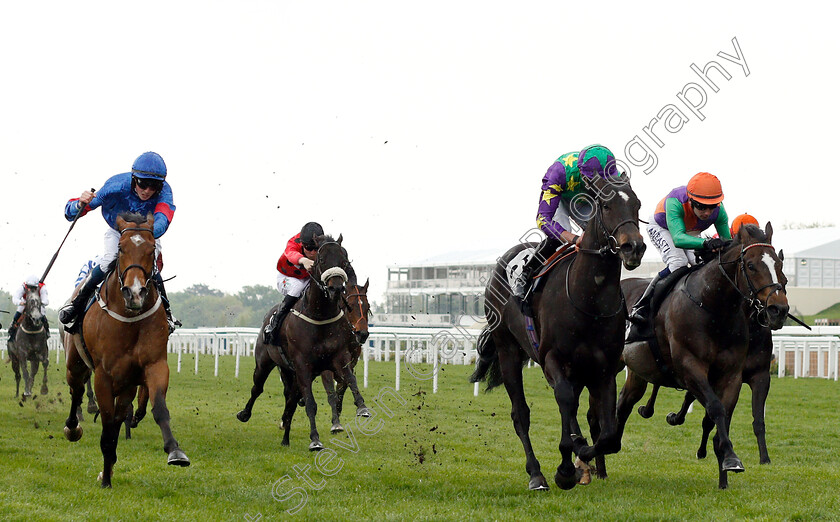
[469,327,503,391]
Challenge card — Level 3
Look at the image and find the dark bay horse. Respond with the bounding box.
[237,235,366,450]
[637,312,776,464]
[236,278,372,434]
[63,213,189,487]
[8,285,50,398]
[612,222,788,489]
[471,174,646,490]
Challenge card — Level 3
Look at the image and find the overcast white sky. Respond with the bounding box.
[2,1,838,305]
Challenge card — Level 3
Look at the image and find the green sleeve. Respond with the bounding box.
[713,204,731,240]
[665,198,706,249]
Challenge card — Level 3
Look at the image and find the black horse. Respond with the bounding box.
[237,235,366,450]
[9,285,50,398]
[612,223,789,489]
[471,174,646,490]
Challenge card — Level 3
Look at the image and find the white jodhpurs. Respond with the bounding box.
[646,216,698,273]
[276,274,310,298]
[97,227,161,270]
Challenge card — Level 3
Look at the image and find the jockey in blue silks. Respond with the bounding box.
[58,151,178,333]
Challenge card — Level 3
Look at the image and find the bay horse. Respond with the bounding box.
[320,278,372,433]
[63,213,189,487]
[637,307,776,464]
[610,222,788,489]
[8,285,50,398]
[471,174,646,490]
[237,235,366,450]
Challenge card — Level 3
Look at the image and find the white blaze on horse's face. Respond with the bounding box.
[130,234,145,246]
[761,252,781,293]
[617,190,630,203]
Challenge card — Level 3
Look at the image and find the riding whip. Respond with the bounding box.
[786,312,812,330]
[39,188,95,284]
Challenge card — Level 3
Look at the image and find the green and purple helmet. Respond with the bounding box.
[578,144,620,179]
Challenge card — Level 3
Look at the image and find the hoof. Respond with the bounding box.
[64,425,83,442]
[309,441,324,451]
[575,457,592,486]
[356,407,371,418]
[528,475,549,491]
[697,447,707,459]
[236,410,251,423]
[722,456,744,472]
[167,449,191,466]
[40,386,49,395]
[759,457,771,465]
[298,398,305,407]
[87,403,99,415]
[638,405,653,418]
[554,468,577,491]
[129,417,140,429]
[666,412,684,426]
[330,424,344,434]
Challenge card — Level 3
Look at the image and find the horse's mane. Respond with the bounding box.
[118,212,151,225]
[316,234,336,244]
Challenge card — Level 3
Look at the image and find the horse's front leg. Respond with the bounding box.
[236,346,274,423]
[279,368,301,447]
[335,358,370,418]
[611,368,651,480]
[20,349,32,398]
[579,376,621,481]
[747,372,772,464]
[93,371,117,488]
[131,385,148,428]
[637,384,660,419]
[543,353,584,490]
[40,349,49,395]
[320,371,343,433]
[63,346,89,442]
[667,391,695,426]
[294,364,323,451]
[144,360,190,467]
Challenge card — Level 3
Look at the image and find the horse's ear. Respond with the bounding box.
[116,215,128,230]
[337,234,343,245]
[145,212,154,227]
[764,221,774,243]
[779,249,784,261]
[363,278,369,291]
[737,223,751,243]
[314,234,325,247]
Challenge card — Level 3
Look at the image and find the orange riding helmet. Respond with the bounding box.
[686,172,724,205]
[730,213,759,236]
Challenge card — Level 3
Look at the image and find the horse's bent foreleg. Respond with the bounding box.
[144,361,190,467]
[131,385,148,428]
[667,392,695,426]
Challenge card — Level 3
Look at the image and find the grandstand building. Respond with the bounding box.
[381,228,840,325]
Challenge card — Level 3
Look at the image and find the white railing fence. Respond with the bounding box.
[2,325,837,392]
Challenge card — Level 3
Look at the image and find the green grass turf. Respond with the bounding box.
[0,353,839,521]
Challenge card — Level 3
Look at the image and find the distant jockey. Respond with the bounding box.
[627,172,731,340]
[263,222,323,344]
[58,152,179,333]
[512,144,623,299]
[730,213,759,237]
[9,275,50,341]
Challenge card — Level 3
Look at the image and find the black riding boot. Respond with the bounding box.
[42,316,50,339]
[59,264,106,334]
[625,272,665,343]
[153,273,181,333]
[8,311,21,342]
[263,294,300,345]
[512,237,563,299]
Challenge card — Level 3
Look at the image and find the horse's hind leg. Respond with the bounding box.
[697,413,714,459]
[144,360,190,467]
[748,373,771,464]
[497,343,548,491]
[321,371,343,433]
[10,350,21,398]
[609,369,650,479]
[130,385,147,428]
[280,368,302,447]
[638,384,659,419]
[236,345,274,423]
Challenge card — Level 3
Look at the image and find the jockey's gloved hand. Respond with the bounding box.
[300,258,314,270]
[703,238,727,251]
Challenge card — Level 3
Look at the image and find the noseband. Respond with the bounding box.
[717,242,784,326]
[311,241,349,292]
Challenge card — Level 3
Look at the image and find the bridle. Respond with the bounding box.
[717,242,784,326]
[116,225,156,292]
[342,286,370,333]
[311,241,349,293]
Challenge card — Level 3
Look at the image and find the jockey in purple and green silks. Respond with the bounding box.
[513,144,621,298]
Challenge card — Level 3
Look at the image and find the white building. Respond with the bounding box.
[381,227,840,325]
